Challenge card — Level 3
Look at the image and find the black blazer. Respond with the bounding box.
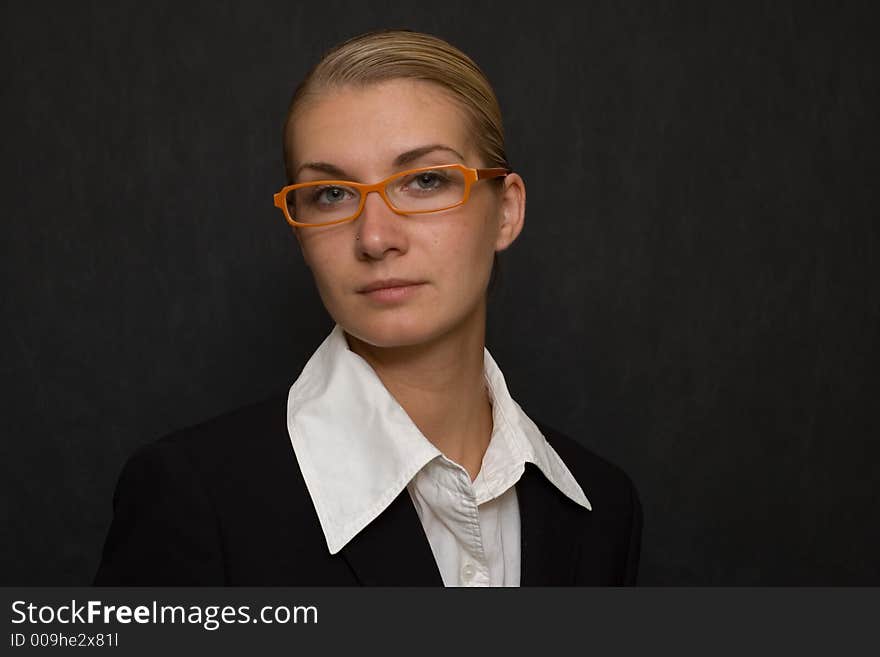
[94,392,643,586]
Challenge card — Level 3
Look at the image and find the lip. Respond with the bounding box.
[357,279,426,304]
[357,278,425,293]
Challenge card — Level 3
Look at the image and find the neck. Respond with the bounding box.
[345,305,493,481]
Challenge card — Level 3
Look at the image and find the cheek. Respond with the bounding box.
[300,238,346,296]
[433,208,496,291]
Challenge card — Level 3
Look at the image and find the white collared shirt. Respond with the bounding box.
[286,324,591,586]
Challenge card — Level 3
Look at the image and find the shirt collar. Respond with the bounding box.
[286,323,591,554]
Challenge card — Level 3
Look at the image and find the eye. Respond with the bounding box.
[416,173,441,189]
[402,171,449,193]
[312,185,355,205]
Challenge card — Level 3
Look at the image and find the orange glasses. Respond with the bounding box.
[273,163,510,227]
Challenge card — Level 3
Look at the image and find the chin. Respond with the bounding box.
[341,313,436,349]
[326,290,482,351]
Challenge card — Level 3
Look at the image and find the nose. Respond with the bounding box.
[355,189,408,260]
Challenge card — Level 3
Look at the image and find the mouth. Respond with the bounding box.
[357,279,426,303]
[357,278,426,293]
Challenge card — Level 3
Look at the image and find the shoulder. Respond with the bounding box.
[533,419,640,515]
[135,390,292,478]
[533,420,644,585]
[116,389,306,517]
[152,390,289,454]
[95,389,319,585]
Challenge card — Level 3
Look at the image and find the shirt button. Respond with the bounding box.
[461,563,476,582]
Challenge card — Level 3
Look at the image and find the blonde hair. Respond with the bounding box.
[281,29,509,182]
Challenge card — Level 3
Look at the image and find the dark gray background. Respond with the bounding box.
[2,1,878,585]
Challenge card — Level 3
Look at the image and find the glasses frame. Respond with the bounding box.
[273,163,511,228]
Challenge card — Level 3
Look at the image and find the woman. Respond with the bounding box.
[94,29,642,586]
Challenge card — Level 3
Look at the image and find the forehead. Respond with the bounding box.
[289,79,475,172]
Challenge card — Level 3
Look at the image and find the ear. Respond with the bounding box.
[494,172,526,252]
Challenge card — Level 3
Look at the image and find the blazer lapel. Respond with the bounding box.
[339,487,444,586]
[518,462,586,585]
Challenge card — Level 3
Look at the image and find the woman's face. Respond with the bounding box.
[288,78,524,349]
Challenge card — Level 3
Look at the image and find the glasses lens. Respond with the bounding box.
[287,183,360,225]
[386,167,466,213]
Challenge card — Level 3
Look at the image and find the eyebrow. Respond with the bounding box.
[295,144,466,180]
